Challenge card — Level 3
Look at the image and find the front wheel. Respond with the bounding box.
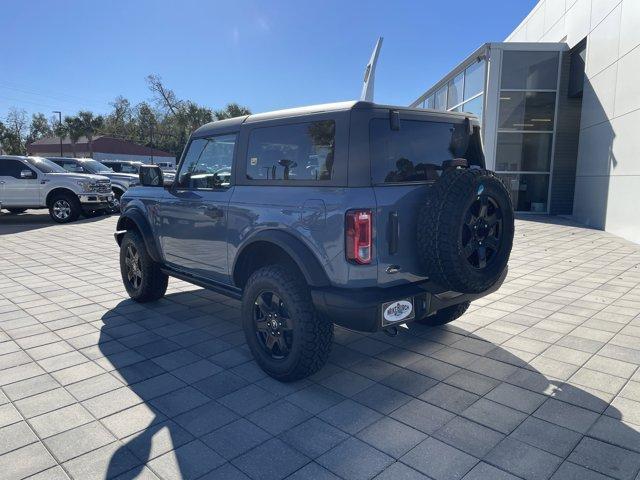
[119,231,168,302]
[242,265,333,382]
[49,193,81,223]
[415,301,470,326]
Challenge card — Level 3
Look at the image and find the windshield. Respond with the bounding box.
[25,157,67,174]
[81,159,113,174]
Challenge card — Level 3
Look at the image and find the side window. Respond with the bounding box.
[176,134,236,190]
[58,161,85,173]
[120,164,138,174]
[246,120,336,181]
[0,160,30,178]
[106,163,120,172]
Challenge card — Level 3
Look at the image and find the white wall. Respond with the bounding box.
[507,0,640,244]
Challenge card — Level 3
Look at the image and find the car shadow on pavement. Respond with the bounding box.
[0,211,114,235]
[99,291,640,480]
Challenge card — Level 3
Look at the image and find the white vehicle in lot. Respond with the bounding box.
[0,155,113,223]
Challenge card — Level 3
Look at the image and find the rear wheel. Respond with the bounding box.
[6,208,27,214]
[416,301,470,326]
[242,265,333,382]
[119,231,168,302]
[48,192,81,223]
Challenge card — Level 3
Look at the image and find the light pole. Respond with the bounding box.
[52,111,63,156]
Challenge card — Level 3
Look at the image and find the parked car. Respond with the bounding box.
[100,159,176,183]
[0,155,113,222]
[100,159,142,175]
[47,157,139,208]
[114,101,515,381]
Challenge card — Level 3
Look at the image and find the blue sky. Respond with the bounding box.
[1,0,537,120]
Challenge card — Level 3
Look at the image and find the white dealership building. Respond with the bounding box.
[411,0,640,243]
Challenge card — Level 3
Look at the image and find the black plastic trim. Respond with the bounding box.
[233,230,331,288]
[115,209,162,263]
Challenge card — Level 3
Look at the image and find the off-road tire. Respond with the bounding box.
[417,168,514,294]
[242,265,333,382]
[48,192,81,223]
[7,208,27,214]
[416,301,470,326]
[119,231,168,302]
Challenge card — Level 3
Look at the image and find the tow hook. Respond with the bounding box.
[383,326,398,337]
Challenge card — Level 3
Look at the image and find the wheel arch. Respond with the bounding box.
[115,208,162,263]
[232,230,330,290]
[45,188,78,207]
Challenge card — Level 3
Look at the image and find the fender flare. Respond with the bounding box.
[233,230,330,288]
[115,208,162,263]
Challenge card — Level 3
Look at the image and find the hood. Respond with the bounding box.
[47,173,111,183]
[100,172,138,182]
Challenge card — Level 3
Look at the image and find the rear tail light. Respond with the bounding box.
[346,209,372,264]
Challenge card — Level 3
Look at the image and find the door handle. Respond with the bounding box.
[0,181,5,184]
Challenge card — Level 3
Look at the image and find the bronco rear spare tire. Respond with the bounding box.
[417,168,514,294]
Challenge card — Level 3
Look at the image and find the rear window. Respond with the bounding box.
[246,120,335,181]
[370,119,483,184]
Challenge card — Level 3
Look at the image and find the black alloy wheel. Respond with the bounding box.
[253,291,294,359]
[462,194,502,269]
[124,243,143,290]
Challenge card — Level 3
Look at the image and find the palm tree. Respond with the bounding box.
[78,111,104,158]
[64,116,84,157]
[214,103,251,120]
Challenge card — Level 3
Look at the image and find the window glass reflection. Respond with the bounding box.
[501,51,559,90]
[434,86,447,110]
[496,132,552,172]
[464,61,485,99]
[426,95,435,109]
[499,91,556,131]
[497,173,549,212]
[447,72,464,108]
[462,95,483,120]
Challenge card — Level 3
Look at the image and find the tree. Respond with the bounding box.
[181,101,214,133]
[64,116,84,157]
[214,103,251,120]
[104,96,133,137]
[146,74,181,116]
[26,113,53,146]
[2,109,28,155]
[78,111,104,157]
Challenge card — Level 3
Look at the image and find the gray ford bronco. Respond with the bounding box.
[115,101,514,381]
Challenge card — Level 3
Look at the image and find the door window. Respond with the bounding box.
[0,160,34,178]
[176,134,236,190]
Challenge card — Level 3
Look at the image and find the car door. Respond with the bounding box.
[158,133,237,282]
[0,159,40,207]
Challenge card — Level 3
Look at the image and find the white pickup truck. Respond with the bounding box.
[0,155,114,223]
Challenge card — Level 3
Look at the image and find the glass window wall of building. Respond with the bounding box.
[420,59,485,121]
[495,50,559,213]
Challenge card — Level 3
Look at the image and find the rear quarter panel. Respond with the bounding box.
[228,185,379,288]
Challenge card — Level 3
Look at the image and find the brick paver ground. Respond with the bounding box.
[1,211,640,480]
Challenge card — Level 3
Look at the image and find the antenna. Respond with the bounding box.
[360,37,383,102]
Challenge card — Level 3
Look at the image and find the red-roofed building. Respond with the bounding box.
[27,135,176,166]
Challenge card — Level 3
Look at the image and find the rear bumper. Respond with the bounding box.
[311,268,507,332]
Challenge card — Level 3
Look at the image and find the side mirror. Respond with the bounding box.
[139,165,164,187]
[20,169,35,179]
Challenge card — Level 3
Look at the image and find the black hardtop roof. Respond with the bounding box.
[192,101,475,138]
